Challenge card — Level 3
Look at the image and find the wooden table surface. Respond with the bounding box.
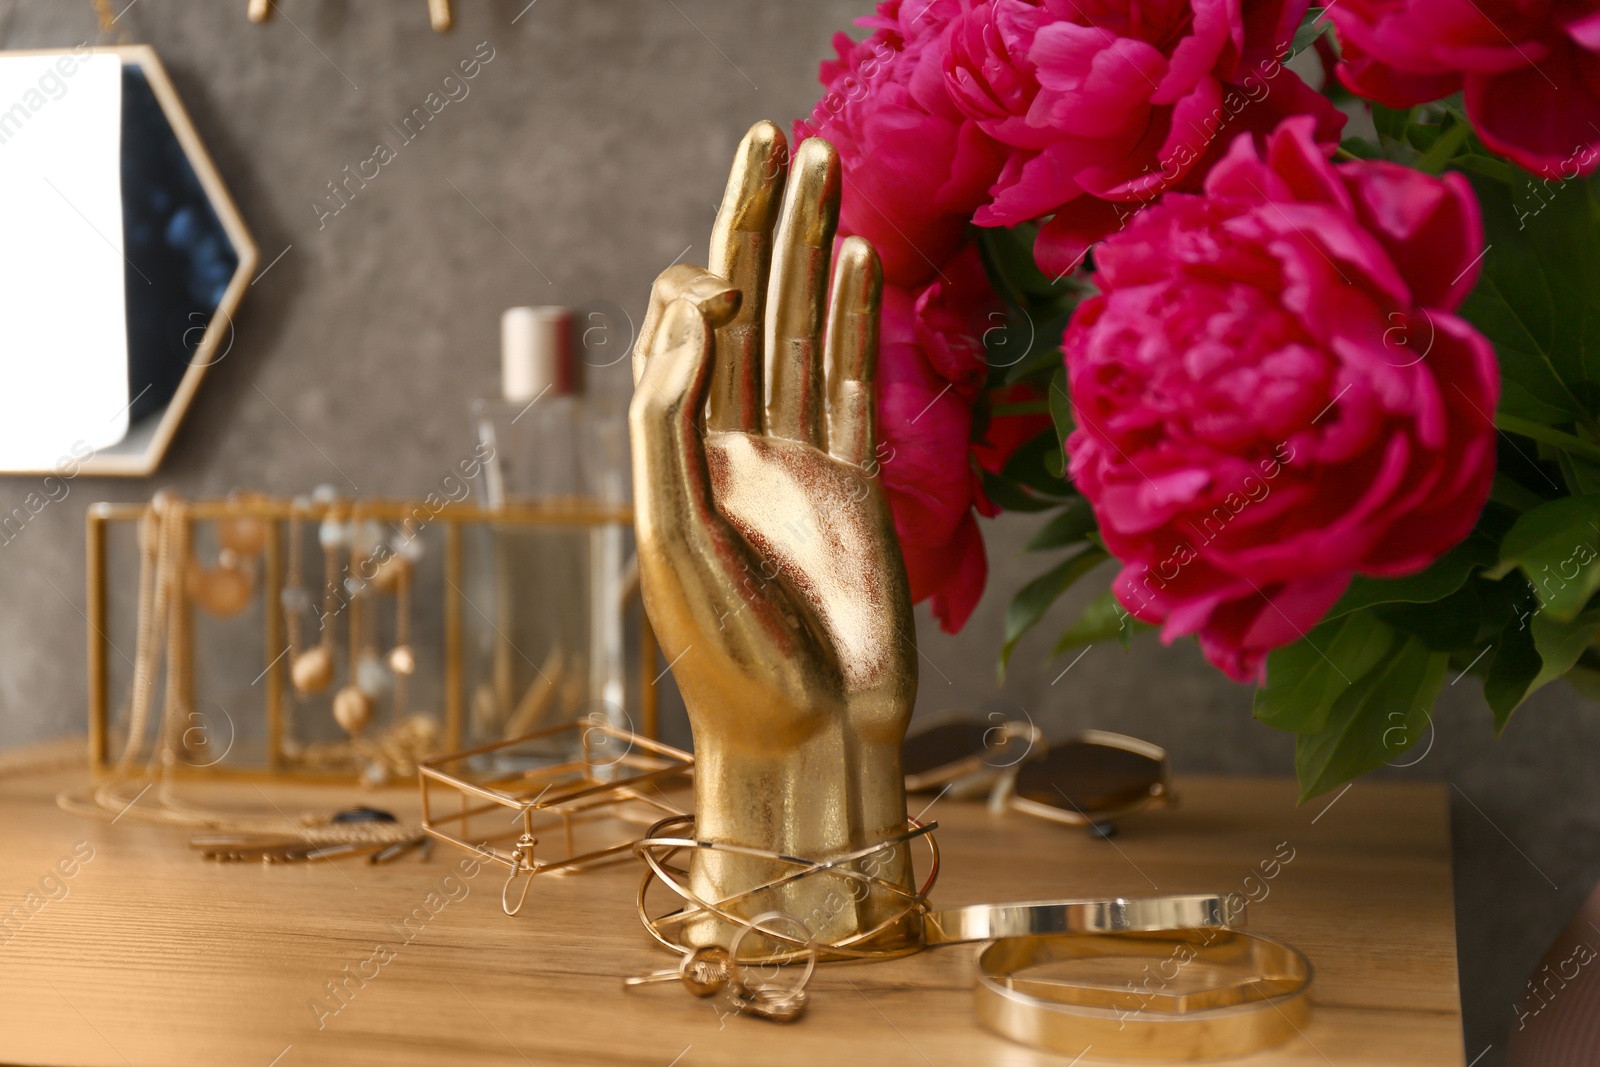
[0,758,1464,1067]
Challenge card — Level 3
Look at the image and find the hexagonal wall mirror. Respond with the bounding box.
[0,45,256,476]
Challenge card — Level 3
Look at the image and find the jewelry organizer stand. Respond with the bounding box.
[418,721,694,914]
[85,497,660,781]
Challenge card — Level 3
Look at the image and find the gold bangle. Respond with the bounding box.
[924,893,1245,945]
[634,815,940,962]
[974,930,1312,1061]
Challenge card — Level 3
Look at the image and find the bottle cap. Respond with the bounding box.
[501,307,576,402]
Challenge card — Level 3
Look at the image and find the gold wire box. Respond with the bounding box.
[418,721,694,911]
[85,497,659,781]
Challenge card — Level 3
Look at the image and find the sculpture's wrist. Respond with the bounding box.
[685,725,920,951]
[690,731,862,854]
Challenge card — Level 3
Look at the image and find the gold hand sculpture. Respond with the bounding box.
[630,121,919,951]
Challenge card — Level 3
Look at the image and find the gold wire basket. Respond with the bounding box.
[418,721,694,913]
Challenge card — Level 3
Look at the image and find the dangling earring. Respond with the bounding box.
[385,519,420,685]
[189,493,266,618]
[284,500,337,697]
[332,509,375,739]
[333,628,375,738]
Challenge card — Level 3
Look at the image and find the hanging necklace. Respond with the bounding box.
[57,493,421,855]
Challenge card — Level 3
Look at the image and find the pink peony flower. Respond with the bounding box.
[1064,118,1500,681]
[877,272,986,632]
[910,243,1000,401]
[1331,0,1600,179]
[796,2,1008,288]
[942,0,1347,276]
[876,245,1050,632]
[795,1,1347,635]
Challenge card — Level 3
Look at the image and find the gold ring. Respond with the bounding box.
[726,910,818,998]
[924,893,1245,945]
[974,930,1312,1061]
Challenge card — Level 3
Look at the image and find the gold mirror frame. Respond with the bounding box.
[3,44,257,478]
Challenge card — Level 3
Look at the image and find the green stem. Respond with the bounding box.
[1496,413,1600,463]
[1417,120,1471,174]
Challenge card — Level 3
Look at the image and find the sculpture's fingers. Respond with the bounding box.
[632,298,783,674]
[632,298,724,547]
[632,266,740,388]
[707,121,787,433]
[823,236,882,470]
[763,137,839,445]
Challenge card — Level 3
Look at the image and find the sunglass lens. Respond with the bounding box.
[901,721,995,779]
[1013,741,1163,815]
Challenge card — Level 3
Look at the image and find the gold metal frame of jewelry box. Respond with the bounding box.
[85,497,660,781]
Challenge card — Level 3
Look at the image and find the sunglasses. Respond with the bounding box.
[903,720,1173,837]
[902,717,1042,795]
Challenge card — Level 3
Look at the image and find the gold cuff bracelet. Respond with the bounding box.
[924,893,1246,945]
[974,929,1313,1061]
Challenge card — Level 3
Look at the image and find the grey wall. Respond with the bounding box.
[0,2,1591,1060]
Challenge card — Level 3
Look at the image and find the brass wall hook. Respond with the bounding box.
[248,0,452,32]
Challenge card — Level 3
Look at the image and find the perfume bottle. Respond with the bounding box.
[469,308,630,761]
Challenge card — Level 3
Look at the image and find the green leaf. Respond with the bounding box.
[1484,616,1542,728]
[1493,494,1600,619]
[1338,137,1384,161]
[1049,368,1074,456]
[1000,546,1109,672]
[1025,497,1098,552]
[1404,120,1441,153]
[1486,605,1600,729]
[977,223,1061,304]
[1529,607,1600,695]
[1492,472,1555,512]
[980,470,1059,513]
[1289,8,1328,54]
[998,326,1072,386]
[1372,104,1414,144]
[1375,581,1484,652]
[1254,612,1397,734]
[1472,571,1540,646]
[1415,119,1471,174]
[1459,174,1600,426]
[1000,430,1073,499]
[1497,412,1600,464]
[1051,588,1150,652]
[1326,534,1497,618]
[1294,633,1448,801]
[1557,451,1600,496]
[983,306,1049,381]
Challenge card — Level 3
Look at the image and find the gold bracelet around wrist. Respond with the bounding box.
[974,929,1312,1061]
